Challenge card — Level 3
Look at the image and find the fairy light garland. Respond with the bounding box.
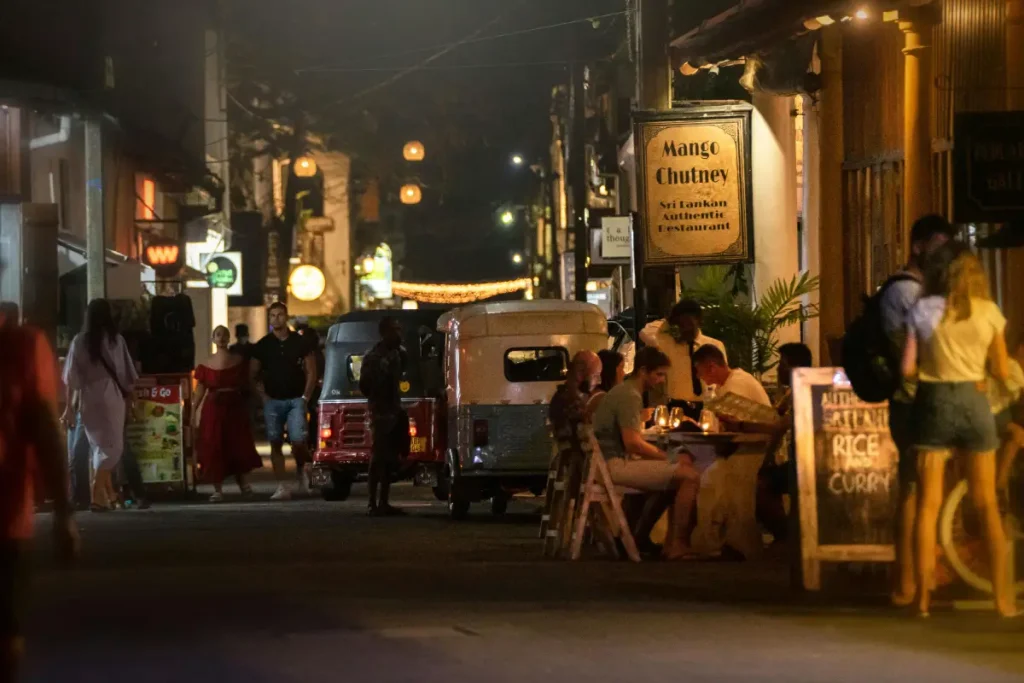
[392,278,531,304]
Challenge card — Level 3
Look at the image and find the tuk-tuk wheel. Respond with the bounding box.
[448,491,471,520]
[321,472,354,501]
[490,493,509,517]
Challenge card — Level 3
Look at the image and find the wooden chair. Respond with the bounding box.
[569,440,641,563]
[541,445,587,559]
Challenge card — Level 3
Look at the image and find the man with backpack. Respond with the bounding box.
[844,214,955,607]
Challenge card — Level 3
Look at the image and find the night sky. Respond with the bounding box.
[225,0,626,283]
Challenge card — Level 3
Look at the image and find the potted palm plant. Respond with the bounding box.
[683,265,819,379]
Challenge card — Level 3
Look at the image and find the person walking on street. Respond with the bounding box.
[879,214,955,608]
[229,324,253,359]
[251,303,317,501]
[903,244,1019,618]
[360,317,410,516]
[640,300,727,421]
[1,304,79,682]
[60,299,138,511]
[193,326,262,502]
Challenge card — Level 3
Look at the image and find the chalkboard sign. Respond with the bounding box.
[793,368,898,591]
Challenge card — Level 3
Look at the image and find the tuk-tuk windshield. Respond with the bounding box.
[504,347,569,383]
[322,313,445,400]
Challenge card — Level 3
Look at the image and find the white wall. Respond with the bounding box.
[751,92,801,374]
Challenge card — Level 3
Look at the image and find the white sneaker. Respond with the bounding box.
[270,485,292,501]
[295,468,312,497]
[208,492,224,503]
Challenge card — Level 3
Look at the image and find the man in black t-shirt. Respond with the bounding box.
[251,302,317,501]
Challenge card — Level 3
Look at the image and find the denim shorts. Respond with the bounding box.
[913,382,999,453]
[264,397,308,444]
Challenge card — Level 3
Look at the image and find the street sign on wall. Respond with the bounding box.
[201,251,243,296]
[600,215,632,261]
[634,105,753,266]
[953,111,1024,223]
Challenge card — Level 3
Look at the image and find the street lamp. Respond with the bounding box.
[510,153,525,167]
[499,210,515,226]
[400,184,422,205]
[294,155,317,177]
[403,141,425,161]
[511,252,523,265]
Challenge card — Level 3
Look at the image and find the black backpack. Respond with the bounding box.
[842,273,918,403]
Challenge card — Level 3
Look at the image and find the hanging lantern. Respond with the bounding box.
[400,184,422,205]
[403,141,425,162]
[294,155,317,177]
[289,264,327,301]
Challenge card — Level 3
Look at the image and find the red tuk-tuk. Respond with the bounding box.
[310,309,446,500]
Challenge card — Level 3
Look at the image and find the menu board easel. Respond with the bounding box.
[793,367,898,591]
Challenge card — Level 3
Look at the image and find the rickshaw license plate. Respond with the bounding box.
[410,437,427,453]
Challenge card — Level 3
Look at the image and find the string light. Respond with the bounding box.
[392,278,532,304]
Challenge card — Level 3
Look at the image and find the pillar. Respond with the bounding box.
[802,94,822,362]
[900,13,935,239]
[817,25,845,365]
[85,118,106,302]
[752,91,801,371]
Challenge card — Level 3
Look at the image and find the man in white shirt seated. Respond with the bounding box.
[688,344,772,559]
[640,300,727,421]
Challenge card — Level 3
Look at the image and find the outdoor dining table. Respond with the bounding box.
[643,429,772,558]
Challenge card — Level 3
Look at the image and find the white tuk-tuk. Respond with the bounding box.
[437,301,608,519]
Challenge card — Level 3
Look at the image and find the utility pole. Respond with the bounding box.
[85,117,106,302]
[633,0,672,336]
[570,59,588,302]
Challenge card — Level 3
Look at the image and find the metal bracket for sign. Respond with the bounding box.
[792,367,896,592]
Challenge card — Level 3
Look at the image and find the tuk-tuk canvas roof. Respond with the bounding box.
[437,301,607,339]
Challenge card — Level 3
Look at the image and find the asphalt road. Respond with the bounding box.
[21,480,1024,682]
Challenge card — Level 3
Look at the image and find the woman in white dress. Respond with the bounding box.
[61,299,138,511]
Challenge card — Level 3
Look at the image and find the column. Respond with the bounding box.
[817,25,845,365]
[900,13,935,239]
[85,117,106,302]
[802,93,822,362]
[752,91,801,366]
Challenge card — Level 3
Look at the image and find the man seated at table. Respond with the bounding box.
[592,347,700,560]
[690,344,773,559]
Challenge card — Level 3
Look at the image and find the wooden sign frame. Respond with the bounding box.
[793,367,896,591]
[634,104,754,266]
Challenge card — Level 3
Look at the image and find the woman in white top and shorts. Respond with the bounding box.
[902,244,1019,618]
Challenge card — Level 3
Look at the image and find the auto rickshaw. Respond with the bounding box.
[311,309,446,500]
[438,301,608,519]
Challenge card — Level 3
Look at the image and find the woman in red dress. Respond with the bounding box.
[193,326,262,502]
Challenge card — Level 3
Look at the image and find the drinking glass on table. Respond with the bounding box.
[699,408,719,433]
[669,406,685,430]
[653,405,670,431]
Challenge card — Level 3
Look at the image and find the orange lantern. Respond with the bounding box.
[403,141,425,162]
[400,184,422,205]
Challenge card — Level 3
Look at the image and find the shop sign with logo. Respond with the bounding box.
[953,111,1024,223]
[635,105,753,265]
[201,251,243,296]
[601,216,632,261]
[143,238,183,278]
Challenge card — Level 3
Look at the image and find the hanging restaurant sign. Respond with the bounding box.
[143,238,184,278]
[634,105,753,266]
[953,111,1024,223]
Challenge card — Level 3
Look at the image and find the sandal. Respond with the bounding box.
[90,503,113,513]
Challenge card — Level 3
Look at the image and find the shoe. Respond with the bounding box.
[209,492,224,503]
[367,505,384,517]
[294,481,312,498]
[239,486,255,499]
[270,485,292,501]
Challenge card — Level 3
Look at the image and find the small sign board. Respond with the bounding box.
[601,216,632,260]
[953,111,1024,223]
[793,367,898,591]
[201,251,243,296]
[634,105,754,266]
[305,216,335,233]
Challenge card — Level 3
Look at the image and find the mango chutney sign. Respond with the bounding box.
[635,107,753,265]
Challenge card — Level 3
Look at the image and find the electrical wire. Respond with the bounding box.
[295,10,629,75]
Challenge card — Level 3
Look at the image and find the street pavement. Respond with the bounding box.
[21,478,1024,682]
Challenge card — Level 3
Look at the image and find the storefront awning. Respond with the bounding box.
[670,0,919,66]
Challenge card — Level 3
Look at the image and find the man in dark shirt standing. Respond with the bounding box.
[251,302,317,501]
[360,317,409,516]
